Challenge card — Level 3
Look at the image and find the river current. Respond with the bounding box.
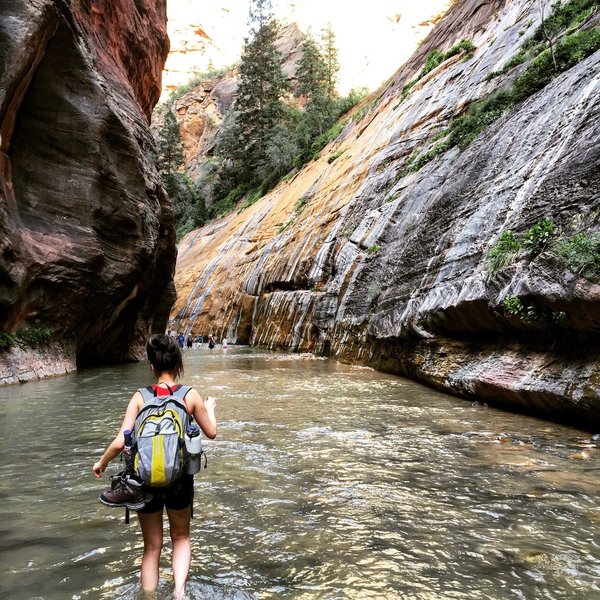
[1,346,599,599]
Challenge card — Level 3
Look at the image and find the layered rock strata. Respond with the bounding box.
[0,0,174,381]
[171,0,600,426]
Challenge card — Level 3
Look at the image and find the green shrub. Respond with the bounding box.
[487,231,521,276]
[15,327,53,348]
[400,79,418,99]
[502,295,524,316]
[366,244,381,254]
[522,217,555,255]
[420,49,444,77]
[445,39,476,59]
[237,186,264,213]
[327,149,346,163]
[310,120,346,158]
[501,297,542,323]
[400,39,475,100]
[553,232,600,280]
[209,185,245,219]
[335,87,369,115]
[0,332,15,351]
[419,40,475,79]
[294,196,308,213]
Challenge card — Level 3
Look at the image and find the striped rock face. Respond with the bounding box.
[170,0,600,426]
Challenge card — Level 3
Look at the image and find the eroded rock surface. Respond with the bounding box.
[171,0,600,426]
[0,0,175,380]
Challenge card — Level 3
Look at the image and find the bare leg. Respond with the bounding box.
[166,506,192,599]
[138,511,164,594]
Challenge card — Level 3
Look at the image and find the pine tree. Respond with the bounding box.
[320,24,340,100]
[295,28,340,162]
[296,30,327,102]
[157,108,185,179]
[219,0,289,184]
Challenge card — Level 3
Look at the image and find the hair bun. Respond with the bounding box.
[149,333,169,350]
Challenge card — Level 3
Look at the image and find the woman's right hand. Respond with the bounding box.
[204,396,217,412]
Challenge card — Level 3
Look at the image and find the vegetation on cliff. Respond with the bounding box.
[0,327,54,351]
[401,0,600,175]
[155,1,367,236]
[487,216,600,283]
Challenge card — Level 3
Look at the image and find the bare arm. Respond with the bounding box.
[92,391,143,478]
[187,388,217,439]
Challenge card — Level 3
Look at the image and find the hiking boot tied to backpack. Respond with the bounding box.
[99,429,153,510]
[99,471,152,510]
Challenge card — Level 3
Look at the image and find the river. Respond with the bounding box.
[0,346,599,599]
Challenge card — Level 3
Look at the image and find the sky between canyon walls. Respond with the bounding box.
[162,0,452,98]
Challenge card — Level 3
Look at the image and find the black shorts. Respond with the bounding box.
[137,474,194,514]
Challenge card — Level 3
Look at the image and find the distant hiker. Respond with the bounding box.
[222,338,228,350]
[186,334,193,349]
[208,335,215,350]
[177,332,185,348]
[92,334,218,599]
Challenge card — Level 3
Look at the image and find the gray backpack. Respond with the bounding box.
[132,385,192,487]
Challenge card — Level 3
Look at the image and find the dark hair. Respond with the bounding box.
[146,334,184,379]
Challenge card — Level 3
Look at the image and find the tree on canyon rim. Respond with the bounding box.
[157,108,207,236]
[157,108,185,190]
[214,0,289,193]
[295,25,340,163]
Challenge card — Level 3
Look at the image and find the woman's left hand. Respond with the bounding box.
[92,461,105,478]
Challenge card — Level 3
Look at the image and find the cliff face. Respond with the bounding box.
[171,0,600,426]
[0,0,174,382]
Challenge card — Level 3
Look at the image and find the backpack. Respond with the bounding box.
[132,384,192,487]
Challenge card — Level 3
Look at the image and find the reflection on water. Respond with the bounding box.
[0,346,599,600]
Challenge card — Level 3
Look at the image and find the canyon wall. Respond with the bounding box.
[171,0,600,427]
[0,0,174,382]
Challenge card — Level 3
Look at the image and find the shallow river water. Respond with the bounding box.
[1,346,599,599]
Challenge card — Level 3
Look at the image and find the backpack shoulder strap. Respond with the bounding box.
[138,386,156,404]
[173,385,193,415]
[173,385,192,399]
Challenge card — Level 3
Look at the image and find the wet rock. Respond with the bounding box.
[0,0,175,381]
[170,0,600,427]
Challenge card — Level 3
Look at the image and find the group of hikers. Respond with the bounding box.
[167,330,228,350]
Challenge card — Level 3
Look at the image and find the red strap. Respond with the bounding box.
[153,383,178,396]
[152,384,192,415]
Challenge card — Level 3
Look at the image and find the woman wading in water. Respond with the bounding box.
[93,334,218,599]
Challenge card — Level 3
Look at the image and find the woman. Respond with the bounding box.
[93,334,217,599]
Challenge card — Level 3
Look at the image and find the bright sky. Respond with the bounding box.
[164,0,450,95]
